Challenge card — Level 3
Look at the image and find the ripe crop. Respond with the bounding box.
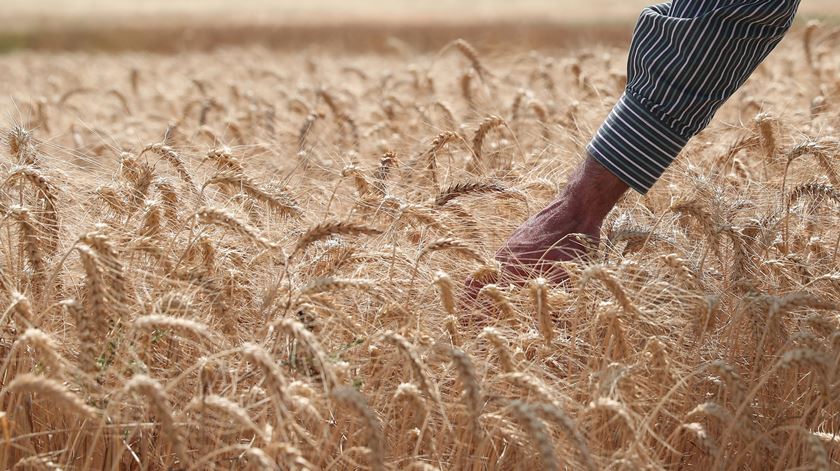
[0,25,839,469]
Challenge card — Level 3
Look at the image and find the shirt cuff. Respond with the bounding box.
[586,91,691,194]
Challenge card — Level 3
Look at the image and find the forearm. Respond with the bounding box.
[588,0,800,194]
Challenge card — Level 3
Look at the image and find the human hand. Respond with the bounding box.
[463,154,628,303]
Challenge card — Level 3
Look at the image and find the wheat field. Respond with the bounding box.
[0,15,839,470]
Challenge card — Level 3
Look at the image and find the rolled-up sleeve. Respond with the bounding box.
[587,0,800,194]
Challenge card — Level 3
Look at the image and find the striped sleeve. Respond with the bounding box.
[586,0,800,194]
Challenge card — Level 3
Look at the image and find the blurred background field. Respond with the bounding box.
[5,0,840,24]
[2,0,839,53]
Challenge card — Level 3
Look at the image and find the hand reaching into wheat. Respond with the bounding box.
[463,155,628,301]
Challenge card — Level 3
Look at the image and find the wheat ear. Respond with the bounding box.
[292,221,382,258]
[6,374,97,419]
[332,386,386,471]
[125,375,190,465]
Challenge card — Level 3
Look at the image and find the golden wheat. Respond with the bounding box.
[0,25,838,470]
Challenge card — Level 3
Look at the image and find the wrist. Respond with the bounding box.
[562,154,628,227]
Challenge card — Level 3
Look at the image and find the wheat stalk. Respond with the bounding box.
[434,180,508,206]
[134,314,212,342]
[332,386,385,471]
[754,113,778,161]
[478,284,515,319]
[471,115,505,166]
[383,332,441,404]
[6,374,97,419]
[579,265,635,315]
[125,375,190,465]
[292,221,382,258]
[530,278,552,344]
[417,238,485,266]
[450,347,482,428]
[140,143,198,193]
[509,401,559,471]
[15,329,64,376]
[203,170,302,216]
[479,328,516,372]
[432,271,456,315]
[278,319,338,390]
[442,39,491,81]
[187,394,269,441]
[196,206,278,250]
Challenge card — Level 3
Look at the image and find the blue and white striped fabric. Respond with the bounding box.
[586,0,800,194]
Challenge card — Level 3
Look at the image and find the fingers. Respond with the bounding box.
[496,248,566,287]
[462,274,490,302]
[456,274,499,328]
[459,270,499,309]
[457,238,585,323]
